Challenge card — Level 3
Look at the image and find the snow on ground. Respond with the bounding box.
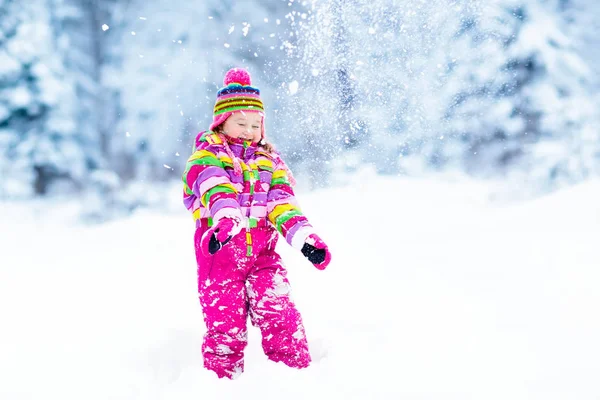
[1,174,599,400]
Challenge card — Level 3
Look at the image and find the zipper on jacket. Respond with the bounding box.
[242,140,248,159]
[243,140,258,257]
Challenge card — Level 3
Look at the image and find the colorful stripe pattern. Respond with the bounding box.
[213,84,264,115]
[183,132,313,249]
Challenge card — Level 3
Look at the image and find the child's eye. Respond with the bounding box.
[238,123,246,126]
[252,126,260,129]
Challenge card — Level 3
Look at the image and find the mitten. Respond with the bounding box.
[301,233,331,270]
[200,217,241,256]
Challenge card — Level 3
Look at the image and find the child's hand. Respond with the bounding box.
[301,234,331,270]
[201,217,241,256]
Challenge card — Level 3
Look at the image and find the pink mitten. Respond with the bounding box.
[200,218,240,256]
[301,233,331,270]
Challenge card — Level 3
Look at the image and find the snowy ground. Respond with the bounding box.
[1,173,599,400]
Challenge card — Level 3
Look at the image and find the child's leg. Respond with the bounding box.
[195,227,249,379]
[246,250,311,369]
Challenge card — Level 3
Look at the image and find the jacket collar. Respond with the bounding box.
[224,136,257,159]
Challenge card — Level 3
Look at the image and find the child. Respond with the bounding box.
[182,68,332,379]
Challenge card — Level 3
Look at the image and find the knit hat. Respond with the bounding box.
[209,68,265,137]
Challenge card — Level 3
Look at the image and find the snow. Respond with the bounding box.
[9,87,33,108]
[0,50,21,80]
[0,105,10,122]
[288,81,299,95]
[4,1,598,199]
[1,175,599,399]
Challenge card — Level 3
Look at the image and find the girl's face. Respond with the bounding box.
[221,112,263,142]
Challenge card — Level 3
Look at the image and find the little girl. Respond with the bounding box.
[182,68,332,379]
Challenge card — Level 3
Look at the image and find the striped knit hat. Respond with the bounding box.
[209,68,265,136]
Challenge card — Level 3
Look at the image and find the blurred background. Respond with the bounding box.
[1,0,599,216]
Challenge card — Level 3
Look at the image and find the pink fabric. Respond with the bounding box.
[194,222,311,379]
[209,112,233,132]
[219,134,243,177]
[275,156,297,188]
[224,68,252,86]
[199,218,240,257]
[198,176,231,197]
[306,233,332,270]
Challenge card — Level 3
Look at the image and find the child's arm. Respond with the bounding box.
[266,156,316,250]
[182,144,243,224]
[267,156,331,269]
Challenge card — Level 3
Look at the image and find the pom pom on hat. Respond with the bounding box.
[213,68,263,119]
[224,68,252,86]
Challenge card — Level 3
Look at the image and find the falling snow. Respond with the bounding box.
[2,0,599,205]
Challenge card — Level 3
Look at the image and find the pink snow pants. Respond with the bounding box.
[194,221,311,379]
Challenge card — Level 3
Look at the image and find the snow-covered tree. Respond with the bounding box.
[295,0,599,191]
[0,0,102,197]
[432,0,600,190]
[1,0,598,201]
[295,0,479,177]
[561,0,600,80]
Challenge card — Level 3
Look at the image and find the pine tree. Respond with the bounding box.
[435,0,599,190]
[296,0,477,177]
[0,0,81,197]
[296,0,598,190]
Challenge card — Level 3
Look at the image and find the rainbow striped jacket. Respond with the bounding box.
[182,131,315,251]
